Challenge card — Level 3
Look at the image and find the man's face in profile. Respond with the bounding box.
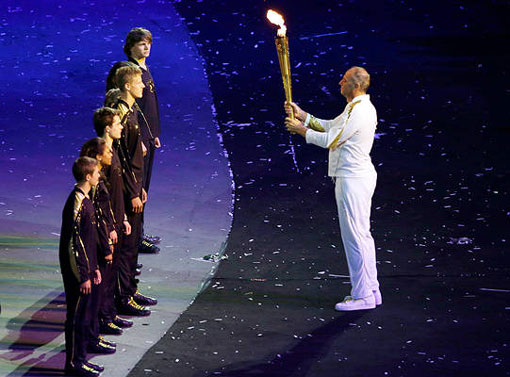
[339,69,355,99]
[131,40,151,60]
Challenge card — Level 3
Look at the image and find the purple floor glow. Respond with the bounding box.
[0,1,233,376]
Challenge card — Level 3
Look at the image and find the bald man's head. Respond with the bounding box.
[339,66,371,101]
[348,66,370,93]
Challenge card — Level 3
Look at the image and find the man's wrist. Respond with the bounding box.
[304,113,311,127]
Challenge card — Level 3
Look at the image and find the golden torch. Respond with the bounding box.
[267,9,294,119]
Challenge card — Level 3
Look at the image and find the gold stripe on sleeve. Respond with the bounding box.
[308,115,325,132]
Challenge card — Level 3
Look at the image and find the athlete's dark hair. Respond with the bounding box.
[123,27,152,57]
[72,156,98,183]
[93,107,120,136]
[80,137,107,160]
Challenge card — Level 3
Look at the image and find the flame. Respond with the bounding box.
[266,9,287,37]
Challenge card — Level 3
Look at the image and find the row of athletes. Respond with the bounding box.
[59,28,162,377]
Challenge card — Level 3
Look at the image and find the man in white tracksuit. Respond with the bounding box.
[284,66,381,311]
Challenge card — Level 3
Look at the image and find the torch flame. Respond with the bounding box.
[266,9,287,37]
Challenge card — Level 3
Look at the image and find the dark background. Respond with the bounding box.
[130,0,510,376]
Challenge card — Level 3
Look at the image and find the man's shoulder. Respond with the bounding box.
[348,97,377,126]
[114,102,130,118]
[74,188,94,208]
[353,97,376,114]
[70,189,85,219]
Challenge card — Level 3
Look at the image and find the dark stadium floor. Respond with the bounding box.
[129,1,510,376]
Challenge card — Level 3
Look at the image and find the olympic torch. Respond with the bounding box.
[267,10,299,172]
[267,9,294,119]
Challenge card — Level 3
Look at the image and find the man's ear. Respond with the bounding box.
[85,173,92,182]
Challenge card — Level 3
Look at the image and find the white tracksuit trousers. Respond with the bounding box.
[335,173,379,299]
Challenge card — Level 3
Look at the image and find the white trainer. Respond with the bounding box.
[343,289,382,306]
[373,289,382,306]
[335,294,376,311]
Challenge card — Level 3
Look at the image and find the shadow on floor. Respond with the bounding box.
[215,312,365,377]
[1,290,67,376]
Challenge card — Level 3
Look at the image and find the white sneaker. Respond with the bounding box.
[343,289,382,306]
[335,294,376,311]
[373,289,382,306]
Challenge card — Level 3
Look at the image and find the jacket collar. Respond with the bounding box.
[350,94,369,104]
[128,56,147,72]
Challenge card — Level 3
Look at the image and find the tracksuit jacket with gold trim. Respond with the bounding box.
[59,187,99,283]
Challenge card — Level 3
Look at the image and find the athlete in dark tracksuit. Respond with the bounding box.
[59,186,99,370]
[91,179,116,336]
[128,56,161,194]
[112,98,144,307]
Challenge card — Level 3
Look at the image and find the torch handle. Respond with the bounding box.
[275,36,294,119]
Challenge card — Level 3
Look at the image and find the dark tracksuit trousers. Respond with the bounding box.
[117,211,141,304]
[63,276,92,367]
[99,240,121,322]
